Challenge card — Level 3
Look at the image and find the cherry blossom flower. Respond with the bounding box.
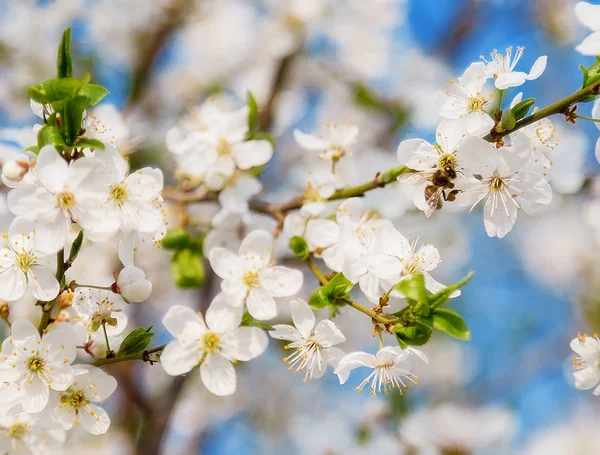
[212,174,262,227]
[480,46,547,89]
[270,299,346,381]
[334,346,427,397]
[7,146,113,253]
[208,229,303,320]
[51,365,117,435]
[571,333,600,395]
[574,2,600,56]
[160,295,269,396]
[435,62,494,135]
[358,227,458,303]
[457,134,552,238]
[166,101,272,191]
[294,123,359,161]
[72,287,128,335]
[0,216,59,302]
[0,412,66,454]
[0,320,77,413]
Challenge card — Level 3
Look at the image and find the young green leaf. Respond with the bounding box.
[429,271,474,310]
[432,308,471,341]
[161,227,190,250]
[246,131,276,148]
[510,97,535,121]
[68,231,84,263]
[394,321,432,347]
[498,109,516,132]
[37,125,66,150]
[289,236,309,260]
[394,274,428,303]
[57,28,73,78]
[79,84,109,106]
[247,91,258,133]
[28,78,84,105]
[241,312,274,331]
[73,138,105,150]
[118,326,154,356]
[62,95,89,146]
[309,287,331,309]
[171,249,205,288]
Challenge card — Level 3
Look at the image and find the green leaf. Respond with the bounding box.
[73,138,105,150]
[429,271,474,310]
[171,249,205,288]
[23,145,39,154]
[432,308,471,341]
[118,326,154,356]
[354,84,381,110]
[510,97,535,121]
[309,287,331,309]
[582,57,600,87]
[161,227,190,250]
[246,131,276,148]
[37,125,66,149]
[394,321,432,347]
[308,273,354,309]
[62,95,88,146]
[241,312,274,331]
[498,109,516,132]
[28,78,84,105]
[57,28,73,78]
[78,84,108,106]
[247,91,258,133]
[289,236,309,260]
[394,274,428,303]
[68,231,84,263]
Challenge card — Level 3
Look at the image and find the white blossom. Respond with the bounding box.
[574,2,600,56]
[294,123,359,161]
[571,333,600,395]
[270,299,346,381]
[209,229,303,320]
[161,295,269,396]
[480,46,547,89]
[0,411,66,455]
[116,266,152,303]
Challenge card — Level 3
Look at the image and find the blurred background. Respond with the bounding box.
[1,0,600,453]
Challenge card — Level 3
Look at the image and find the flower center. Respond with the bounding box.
[62,389,88,409]
[26,355,46,372]
[8,422,28,440]
[302,182,321,203]
[202,331,220,353]
[15,252,35,273]
[216,138,232,156]
[467,96,487,113]
[243,271,260,288]
[109,184,128,205]
[438,153,457,170]
[489,175,505,192]
[325,145,345,159]
[57,191,75,210]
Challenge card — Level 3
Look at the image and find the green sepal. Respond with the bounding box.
[498,109,516,132]
[68,231,84,263]
[431,308,471,341]
[118,326,154,356]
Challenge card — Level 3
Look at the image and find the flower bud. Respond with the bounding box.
[117,266,152,303]
[2,159,30,182]
[58,290,74,308]
[0,301,8,321]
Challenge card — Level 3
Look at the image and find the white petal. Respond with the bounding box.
[360,254,402,281]
[208,247,243,281]
[424,273,460,298]
[35,209,68,254]
[313,320,346,347]
[396,138,437,171]
[574,367,600,390]
[160,340,200,376]
[200,353,236,396]
[21,374,50,413]
[575,2,600,31]
[293,130,329,151]
[205,293,243,333]
[305,219,340,249]
[239,230,273,272]
[269,324,303,342]
[28,266,60,301]
[221,326,268,361]
[246,288,278,320]
[321,347,345,369]
[9,319,40,341]
[575,31,600,56]
[36,145,68,193]
[526,56,547,80]
[571,336,600,361]
[259,266,303,297]
[289,298,315,339]
[44,363,74,391]
[334,351,377,384]
[162,305,206,340]
[80,404,111,435]
[0,267,26,301]
[415,244,441,272]
[232,140,273,170]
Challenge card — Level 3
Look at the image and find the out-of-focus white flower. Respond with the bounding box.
[212,174,262,227]
[458,134,552,238]
[480,46,546,89]
[116,266,152,303]
[0,217,59,302]
[435,62,494,135]
[546,124,587,194]
[270,299,346,381]
[574,2,600,55]
[84,104,129,149]
[209,230,303,320]
[571,333,600,395]
[160,296,269,396]
[334,346,427,396]
[294,123,359,161]
[0,411,66,454]
[52,365,117,435]
[399,403,516,454]
[0,320,77,413]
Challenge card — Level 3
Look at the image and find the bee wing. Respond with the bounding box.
[424,186,444,218]
[397,172,431,185]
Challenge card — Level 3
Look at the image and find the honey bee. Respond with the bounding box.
[397,165,461,217]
